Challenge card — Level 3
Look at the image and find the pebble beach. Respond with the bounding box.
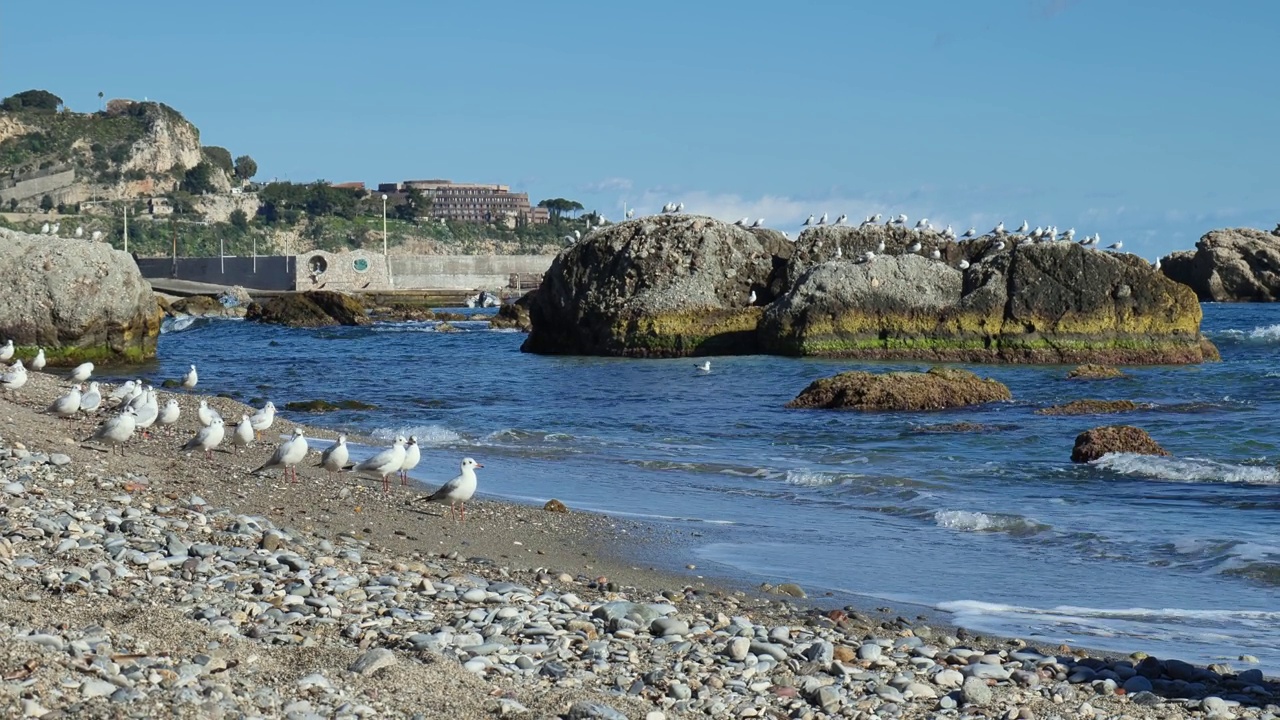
[0,371,1276,720]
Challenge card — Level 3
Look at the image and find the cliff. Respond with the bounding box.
[1160,227,1280,302]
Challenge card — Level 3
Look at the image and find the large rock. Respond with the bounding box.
[1071,425,1170,463]
[521,215,784,356]
[0,229,161,365]
[1160,227,1280,301]
[762,237,1216,364]
[245,291,368,327]
[786,367,1011,411]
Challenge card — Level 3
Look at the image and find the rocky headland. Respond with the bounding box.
[1160,228,1280,302]
[0,228,161,365]
[523,217,1217,365]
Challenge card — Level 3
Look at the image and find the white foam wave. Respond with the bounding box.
[939,599,1280,625]
[1092,453,1280,485]
[1214,324,1280,344]
[784,470,841,487]
[933,510,1047,535]
[371,424,464,446]
[160,316,197,334]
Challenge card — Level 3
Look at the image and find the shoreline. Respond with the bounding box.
[0,370,1274,717]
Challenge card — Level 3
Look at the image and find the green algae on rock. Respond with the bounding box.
[1036,399,1150,416]
[786,367,1012,411]
[1072,425,1170,463]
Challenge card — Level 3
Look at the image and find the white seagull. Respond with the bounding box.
[353,436,407,493]
[250,401,276,440]
[182,417,225,460]
[133,389,159,437]
[91,231,103,242]
[254,427,309,483]
[858,251,875,263]
[748,290,757,305]
[625,208,635,219]
[79,381,102,413]
[958,259,971,270]
[108,380,136,407]
[750,218,764,228]
[696,361,711,373]
[31,348,45,372]
[835,214,847,225]
[894,214,908,226]
[70,362,93,382]
[40,222,50,234]
[197,399,220,427]
[992,240,1007,252]
[232,414,254,451]
[85,408,137,456]
[962,227,977,239]
[156,398,180,428]
[991,221,1005,236]
[1107,241,1124,251]
[49,384,83,418]
[734,217,749,227]
[1015,220,1029,234]
[182,364,198,389]
[318,434,349,475]
[1,360,27,393]
[399,435,421,486]
[930,248,942,260]
[75,226,83,238]
[802,215,816,227]
[427,457,484,523]
[0,340,12,362]
[817,212,828,225]
[907,241,922,254]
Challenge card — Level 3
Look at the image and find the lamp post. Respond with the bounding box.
[382,193,392,288]
[220,237,225,275]
[122,204,129,254]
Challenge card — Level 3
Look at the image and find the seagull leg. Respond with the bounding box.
[460,502,466,524]
[382,474,389,493]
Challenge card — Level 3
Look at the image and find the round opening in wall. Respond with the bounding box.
[353,257,369,273]
[308,255,328,275]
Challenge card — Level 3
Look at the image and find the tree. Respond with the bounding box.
[229,208,250,231]
[1,89,62,111]
[180,162,217,195]
[394,189,429,223]
[233,155,257,180]
[97,91,104,110]
[537,198,585,221]
[40,195,54,212]
[202,146,234,175]
[6,198,16,211]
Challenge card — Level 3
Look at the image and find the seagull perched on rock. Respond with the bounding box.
[1062,228,1075,242]
[915,218,931,232]
[894,214,908,226]
[1107,241,1124,251]
[1154,257,1163,271]
[750,218,764,228]
[182,417,225,460]
[48,384,83,418]
[747,290,758,305]
[861,214,881,227]
[91,230,103,242]
[354,436,407,493]
[962,227,976,240]
[817,212,828,225]
[1015,220,1029,234]
[835,214,847,225]
[958,259,971,270]
[834,243,843,259]
[40,222,50,234]
[803,214,815,227]
[254,427,309,483]
[734,217,749,227]
[85,408,136,455]
[427,457,484,523]
[0,340,12,363]
[625,208,634,219]
[876,239,886,253]
[907,241,922,254]
[675,202,684,213]
[930,248,942,260]
[991,221,1005,236]
[857,251,875,263]
[991,240,1007,252]
[182,364,198,389]
[942,225,956,240]
[70,362,93,382]
[318,434,349,475]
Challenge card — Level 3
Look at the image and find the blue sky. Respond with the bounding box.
[3,0,1277,257]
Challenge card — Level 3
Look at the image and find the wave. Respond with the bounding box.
[933,510,1050,536]
[484,428,577,444]
[1092,453,1280,485]
[371,424,464,446]
[1211,324,1280,345]
[160,316,199,334]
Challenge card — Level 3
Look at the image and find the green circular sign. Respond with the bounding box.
[353,258,369,273]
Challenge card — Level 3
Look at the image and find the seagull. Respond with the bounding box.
[876,239,886,253]
[1,360,27,393]
[30,348,45,372]
[834,214,847,225]
[696,361,711,373]
[1018,237,1035,248]
[1107,241,1124,251]
[79,382,102,413]
[353,436,407,493]
[40,222,50,234]
[427,457,484,523]
[834,243,844,259]
[1062,228,1075,242]
[915,218,930,231]
[962,227,976,239]
[400,436,421,486]
[85,408,137,456]
[573,229,581,241]
[250,401,276,440]
[751,218,764,228]
[134,389,159,437]
[991,221,1005,236]
[734,217,749,227]
[930,248,942,260]
[662,202,674,214]
[70,362,93,382]
[50,223,59,235]
[992,240,1007,252]
[675,203,683,213]
[75,226,83,238]
[1015,220,1029,234]
[942,225,956,240]
[817,212,828,225]
[907,241,922,254]
[1154,258,1163,271]
[254,427,309,483]
[0,340,11,363]
[182,417,225,460]
[108,380,136,407]
[748,290,757,305]
[232,414,254,451]
[318,434,349,475]
[1031,226,1044,240]
[803,215,815,227]
[182,364,198,389]
[858,251,875,263]
[197,399,220,427]
[91,231,103,242]
[1093,233,1102,246]
[48,384,82,418]
[127,384,152,412]
[156,398,180,428]
[894,214,908,226]
[958,259,971,270]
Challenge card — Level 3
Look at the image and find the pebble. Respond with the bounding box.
[962,676,994,707]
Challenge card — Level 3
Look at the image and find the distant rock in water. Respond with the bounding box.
[1037,399,1149,416]
[0,228,161,365]
[168,294,246,319]
[1071,425,1170,463]
[761,230,1216,365]
[1066,364,1125,380]
[787,367,1011,411]
[489,291,534,332]
[522,215,785,357]
[1160,227,1280,302]
[283,399,377,412]
[245,291,369,328]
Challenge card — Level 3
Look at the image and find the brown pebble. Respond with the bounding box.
[543,499,568,513]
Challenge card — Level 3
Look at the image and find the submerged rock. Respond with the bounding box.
[1037,399,1149,416]
[1066,364,1125,380]
[282,399,378,413]
[489,291,534,332]
[245,291,369,327]
[1160,227,1280,302]
[522,215,784,357]
[762,236,1215,364]
[1071,425,1170,463]
[0,228,161,365]
[787,367,1011,411]
[169,294,247,319]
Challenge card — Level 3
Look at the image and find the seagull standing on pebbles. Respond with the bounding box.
[86,408,137,455]
[399,436,421,486]
[198,399,220,427]
[157,398,180,428]
[70,362,93,382]
[318,434,349,475]
[250,401,276,440]
[49,385,83,418]
[1,360,27,394]
[427,458,484,523]
[134,389,159,437]
[354,436,407,493]
[232,414,255,451]
[108,380,136,407]
[80,381,102,413]
[254,427,309,483]
[31,349,45,372]
[182,417,225,460]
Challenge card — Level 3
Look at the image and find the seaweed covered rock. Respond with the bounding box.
[489,291,534,332]
[522,215,785,357]
[245,291,369,327]
[169,294,247,319]
[1071,425,1170,463]
[1160,227,1280,302]
[762,239,1215,364]
[1037,400,1148,416]
[786,367,1011,411]
[1066,364,1125,380]
[0,228,161,365]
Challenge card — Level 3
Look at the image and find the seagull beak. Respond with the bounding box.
[475,463,484,468]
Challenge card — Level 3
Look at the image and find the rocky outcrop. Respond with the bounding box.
[1037,400,1149,416]
[245,291,369,328]
[1066,364,1124,380]
[761,234,1215,364]
[522,215,784,357]
[1071,425,1170,463]
[786,367,1011,411]
[168,295,247,319]
[489,291,534,332]
[0,229,161,364]
[1160,228,1280,302]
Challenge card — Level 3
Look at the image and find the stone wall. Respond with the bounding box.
[0,169,77,205]
[136,256,295,291]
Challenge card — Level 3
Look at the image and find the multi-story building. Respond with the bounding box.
[377,179,549,226]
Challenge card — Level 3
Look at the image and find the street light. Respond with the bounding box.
[381,194,388,258]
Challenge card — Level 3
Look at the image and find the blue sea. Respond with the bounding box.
[149,305,1280,671]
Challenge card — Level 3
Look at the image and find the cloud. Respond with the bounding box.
[579,177,633,193]
[1040,0,1081,18]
